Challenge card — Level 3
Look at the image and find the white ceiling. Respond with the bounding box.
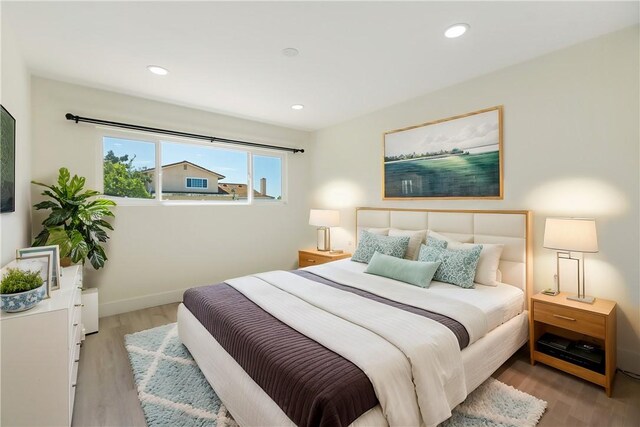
[3,1,638,131]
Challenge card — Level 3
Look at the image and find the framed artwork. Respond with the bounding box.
[383,106,503,199]
[15,254,53,299]
[1,105,16,213]
[17,245,61,291]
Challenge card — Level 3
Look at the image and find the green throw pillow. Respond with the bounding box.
[365,252,441,288]
[418,243,483,288]
[352,230,410,263]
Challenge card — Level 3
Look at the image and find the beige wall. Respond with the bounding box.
[310,26,640,371]
[31,77,314,316]
[0,24,31,266]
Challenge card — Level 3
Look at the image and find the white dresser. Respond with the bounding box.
[0,265,84,427]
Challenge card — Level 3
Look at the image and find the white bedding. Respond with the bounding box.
[179,259,527,427]
[226,271,470,427]
[178,305,529,427]
[310,259,524,332]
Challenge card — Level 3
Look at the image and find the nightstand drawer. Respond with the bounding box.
[534,301,605,339]
[299,252,329,267]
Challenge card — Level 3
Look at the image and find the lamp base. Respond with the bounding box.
[316,227,331,252]
[567,294,595,304]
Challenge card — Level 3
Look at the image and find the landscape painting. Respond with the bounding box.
[383,106,503,199]
[1,105,16,213]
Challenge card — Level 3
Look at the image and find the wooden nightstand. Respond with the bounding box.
[298,248,351,268]
[529,292,616,396]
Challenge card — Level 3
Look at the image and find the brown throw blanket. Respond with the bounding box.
[183,272,470,427]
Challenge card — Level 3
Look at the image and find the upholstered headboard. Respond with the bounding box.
[356,208,532,301]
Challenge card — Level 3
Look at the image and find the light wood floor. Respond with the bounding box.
[73,303,640,427]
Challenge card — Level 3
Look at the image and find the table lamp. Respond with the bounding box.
[309,209,339,252]
[543,218,598,303]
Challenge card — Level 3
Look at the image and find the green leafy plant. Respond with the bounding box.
[103,150,152,199]
[1,268,44,294]
[32,168,116,269]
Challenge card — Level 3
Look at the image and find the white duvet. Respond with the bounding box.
[225,264,491,427]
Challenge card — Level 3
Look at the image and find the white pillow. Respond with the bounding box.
[427,230,503,286]
[389,229,426,260]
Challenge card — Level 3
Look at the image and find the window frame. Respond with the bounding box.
[98,130,288,206]
[185,177,208,189]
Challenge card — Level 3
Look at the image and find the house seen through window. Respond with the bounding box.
[102,136,284,202]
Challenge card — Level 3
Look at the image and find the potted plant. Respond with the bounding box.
[0,268,46,312]
[32,168,116,269]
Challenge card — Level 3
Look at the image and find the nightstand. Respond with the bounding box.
[298,248,351,268]
[529,292,616,396]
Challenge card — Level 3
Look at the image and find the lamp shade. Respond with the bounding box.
[543,218,598,253]
[309,209,340,227]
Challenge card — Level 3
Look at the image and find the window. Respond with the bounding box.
[186,178,208,189]
[103,137,156,199]
[101,135,284,204]
[161,141,247,201]
[253,154,282,200]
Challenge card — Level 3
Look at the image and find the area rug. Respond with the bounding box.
[126,323,546,427]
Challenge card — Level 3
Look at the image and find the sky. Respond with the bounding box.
[385,109,500,157]
[103,137,282,197]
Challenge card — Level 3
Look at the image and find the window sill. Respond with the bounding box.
[102,196,287,207]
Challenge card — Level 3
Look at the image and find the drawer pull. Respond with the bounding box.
[78,286,86,291]
[74,359,80,363]
[73,323,78,326]
[72,384,77,388]
[76,342,82,346]
[306,259,316,263]
[74,303,84,307]
[553,314,576,321]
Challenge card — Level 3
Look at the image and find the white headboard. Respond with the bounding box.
[356,208,532,302]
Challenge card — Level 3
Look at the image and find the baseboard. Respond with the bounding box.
[99,287,189,317]
[618,347,640,374]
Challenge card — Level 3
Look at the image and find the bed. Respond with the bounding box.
[178,208,533,427]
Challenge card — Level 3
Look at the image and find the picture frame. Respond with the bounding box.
[1,104,16,213]
[14,253,53,299]
[383,106,503,200]
[17,245,61,291]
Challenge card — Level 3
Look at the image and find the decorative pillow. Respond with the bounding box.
[352,230,410,263]
[427,233,503,287]
[426,235,448,249]
[365,252,441,288]
[388,229,427,260]
[364,227,389,235]
[418,244,483,288]
[357,227,389,241]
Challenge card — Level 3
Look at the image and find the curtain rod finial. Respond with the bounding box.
[65,113,79,123]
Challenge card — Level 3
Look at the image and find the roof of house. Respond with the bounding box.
[218,183,274,199]
[142,160,226,179]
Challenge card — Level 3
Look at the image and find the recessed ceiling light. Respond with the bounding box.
[282,48,299,57]
[147,65,169,75]
[291,104,304,110]
[444,23,469,39]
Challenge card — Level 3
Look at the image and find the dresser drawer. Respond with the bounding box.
[68,290,82,347]
[534,301,605,339]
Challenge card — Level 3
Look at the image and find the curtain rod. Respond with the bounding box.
[64,113,304,154]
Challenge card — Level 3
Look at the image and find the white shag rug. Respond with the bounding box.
[440,377,547,427]
[126,323,547,427]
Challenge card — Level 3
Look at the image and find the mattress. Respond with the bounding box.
[313,259,525,331]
